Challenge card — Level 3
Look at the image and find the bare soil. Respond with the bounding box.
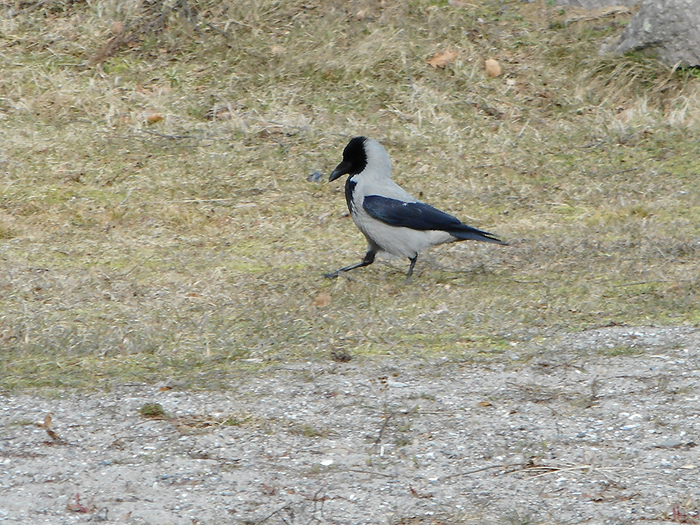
[1,325,699,525]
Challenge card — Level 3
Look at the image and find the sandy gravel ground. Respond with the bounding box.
[1,326,699,525]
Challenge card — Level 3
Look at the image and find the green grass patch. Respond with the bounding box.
[596,346,645,357]
[139,403,167,419]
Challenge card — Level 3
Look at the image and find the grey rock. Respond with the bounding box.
[611,0,700,67]
[557,0,640,7]
[656,438,684,448]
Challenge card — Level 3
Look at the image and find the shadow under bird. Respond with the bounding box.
[326,136,506,280]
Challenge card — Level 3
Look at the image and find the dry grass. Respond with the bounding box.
[1,0,699,392]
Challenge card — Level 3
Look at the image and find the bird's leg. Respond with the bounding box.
[325,250,376,279]
[405,255,418,281]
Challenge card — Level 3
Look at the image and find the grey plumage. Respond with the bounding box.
[326,136,506,280]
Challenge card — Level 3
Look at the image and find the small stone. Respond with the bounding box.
[485,59,501,77]
[657,439,683,448]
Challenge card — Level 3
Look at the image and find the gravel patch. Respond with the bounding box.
[1,326,699,524]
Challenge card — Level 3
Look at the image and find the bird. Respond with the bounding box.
[325,136,506,280]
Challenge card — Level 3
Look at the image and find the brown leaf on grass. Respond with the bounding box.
[485,58,501,77]
[146,113,164,124]
[427,50,458,68]
[313,293,332,307]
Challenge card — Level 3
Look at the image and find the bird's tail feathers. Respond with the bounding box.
[450,226,507,245]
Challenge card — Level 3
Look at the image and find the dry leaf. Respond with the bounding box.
[146,113,164,124]
[485,58,501,77]
[477,401,493,408]
[314,293,332,307]
[46,429,63,442]
[427,50,458,68]
[37,414,52,429]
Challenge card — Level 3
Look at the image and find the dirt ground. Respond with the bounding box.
[1,325,699,525]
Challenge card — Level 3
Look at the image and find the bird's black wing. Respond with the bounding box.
[363,195,461,230]
[363,195,505,244]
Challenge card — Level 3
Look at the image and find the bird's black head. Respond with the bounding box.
[329,136,368,182]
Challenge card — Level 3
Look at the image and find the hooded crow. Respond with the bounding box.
[326,136,506,280]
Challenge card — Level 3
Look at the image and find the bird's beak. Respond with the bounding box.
[329,161,351,182]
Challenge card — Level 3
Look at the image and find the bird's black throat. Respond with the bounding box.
[344,177,357,214]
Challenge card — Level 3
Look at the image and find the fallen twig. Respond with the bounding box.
[346,468,396,478]
[441,463,511,480]
[140,129,197,140]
